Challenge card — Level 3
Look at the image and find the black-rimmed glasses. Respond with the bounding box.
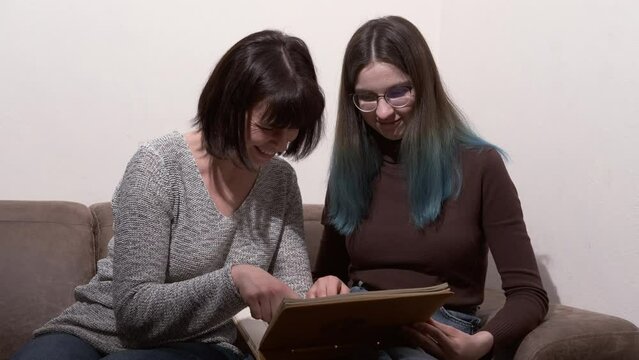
[351,85,413,112]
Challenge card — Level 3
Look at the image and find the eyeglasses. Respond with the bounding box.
[351,85,413,112]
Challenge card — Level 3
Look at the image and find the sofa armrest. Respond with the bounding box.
[478,289,639,360]
[514,304,639,360]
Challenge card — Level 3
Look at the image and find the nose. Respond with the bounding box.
[375,98,395,120]
[273,128,299,152]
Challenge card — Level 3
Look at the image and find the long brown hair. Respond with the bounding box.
[328,16,496,234]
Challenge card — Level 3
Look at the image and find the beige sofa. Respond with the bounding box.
[1,200,637,359]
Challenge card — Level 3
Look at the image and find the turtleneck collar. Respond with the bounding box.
[370,127,402,163]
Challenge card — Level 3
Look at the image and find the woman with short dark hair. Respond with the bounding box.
[13,29,324,360]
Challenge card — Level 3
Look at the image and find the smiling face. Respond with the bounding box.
[245,101,300,168]
[354,62,415,140]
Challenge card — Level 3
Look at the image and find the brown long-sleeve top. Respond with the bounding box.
[313,142,548,352]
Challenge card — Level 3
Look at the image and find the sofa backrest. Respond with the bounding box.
[0,201,97,359]
[88,202,326,268]
[0,200,326,359]
[0,201,515,358]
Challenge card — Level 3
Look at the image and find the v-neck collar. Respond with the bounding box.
[176,131,264,220]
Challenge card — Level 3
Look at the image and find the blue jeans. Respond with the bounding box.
[11,333,242,360]
[350,285,482,360]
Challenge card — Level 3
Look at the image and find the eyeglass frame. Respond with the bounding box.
[350,85,414,113]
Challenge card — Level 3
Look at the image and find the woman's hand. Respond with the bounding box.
[404,320,493,360]
[306,275,350,298]
[231,264,299,323]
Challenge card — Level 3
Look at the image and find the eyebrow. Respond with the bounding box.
[354,81,412,93]
[252,122,275,130]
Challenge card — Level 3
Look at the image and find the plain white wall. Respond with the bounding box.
[438,0,639,325]
[2,0,637,326]
[0,0,441,205]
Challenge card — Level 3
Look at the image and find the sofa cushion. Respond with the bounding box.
[0,201,96,358]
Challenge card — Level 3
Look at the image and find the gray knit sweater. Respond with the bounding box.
[35,131,313,355]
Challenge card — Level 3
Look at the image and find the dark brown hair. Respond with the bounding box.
[194,30,325,168]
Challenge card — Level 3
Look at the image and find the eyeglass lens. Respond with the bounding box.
[353,86,412,112]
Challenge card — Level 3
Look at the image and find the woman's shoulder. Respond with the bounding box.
[460,146,505,168]
[127,131,188,168]
[459,146,510,182]
[118,131,191,186]
[261,157,296,179]
[254,158,300,199]
[140,131,186,157]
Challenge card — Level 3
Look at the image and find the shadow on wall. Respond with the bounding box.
[536,255,559,304]
[485,253,560,304]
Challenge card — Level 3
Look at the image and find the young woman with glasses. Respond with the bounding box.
[13,30,324,360]
[308,16,548,359]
